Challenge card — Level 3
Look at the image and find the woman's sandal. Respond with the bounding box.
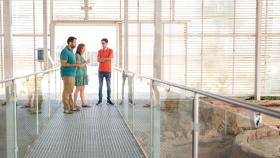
[71,107,80,111]
[76,106,81,110]
[82,104,91,108]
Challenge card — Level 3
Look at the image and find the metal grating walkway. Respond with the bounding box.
[26,101,145,158]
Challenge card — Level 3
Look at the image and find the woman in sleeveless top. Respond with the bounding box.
[74,43,90,110]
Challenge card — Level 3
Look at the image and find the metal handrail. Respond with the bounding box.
[0,67,59,84]
[114,67,280,119]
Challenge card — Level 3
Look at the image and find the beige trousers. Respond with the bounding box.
[62,77,75,110]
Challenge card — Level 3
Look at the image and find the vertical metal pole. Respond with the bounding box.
[192,93,199,158]
[116,70,118,104]
[255,0,262,100]
[7,81,18,158]
[50,0,53,19]
[43,0,48,70]
[168,0,172,82]
[200,0,204,89]
[137,0,141,74]
[122,0,128,120]
[48,72,51,118]
[6,81,18,158]
[117,23,122,68]
[55,69,57,107]
[50,22,55,62]
[124,0,128,71]
[0,0,3,83]
[168,24,171,81]
[119,0,122,20]
[263,0,268,92]
[12,81,18,158]
[0,1,2,96]
[59,74,62,104]
[132,75,135,133]
[184,23,188,93]
[123,73,128,119]
[151,81,160,158]
[113,24,117,65]
[33,0,36,73]
[50,0,55,62]
[139,24,142,74]
[35,74,39,135]
[149,80,153,158]
[113,67,115,101]
[225,111,227,135]
[232,0,236,95]
[172,0,175,21]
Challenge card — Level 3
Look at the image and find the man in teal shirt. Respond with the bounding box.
[60,36,80,114]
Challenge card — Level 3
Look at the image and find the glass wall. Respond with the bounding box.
[0,0,278,95]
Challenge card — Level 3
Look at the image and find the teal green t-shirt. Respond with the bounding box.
[60,46,77,77]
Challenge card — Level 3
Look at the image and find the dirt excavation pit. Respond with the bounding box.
[201,98,280,158]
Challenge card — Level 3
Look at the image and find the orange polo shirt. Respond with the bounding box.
[98,48,113,72]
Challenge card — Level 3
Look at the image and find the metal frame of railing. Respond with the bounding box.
[114,67,280,119]
[0,68,59,84]
[2,67,60,158]
[114,67,280,158]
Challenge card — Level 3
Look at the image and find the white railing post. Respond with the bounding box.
[192,93,199,158]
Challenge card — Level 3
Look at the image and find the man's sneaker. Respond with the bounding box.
[107,100,114,106]
[64,110,73,114]
[30,109,42,114]
[96,100,102,106]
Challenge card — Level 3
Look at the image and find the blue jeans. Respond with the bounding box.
[98,72,111,101]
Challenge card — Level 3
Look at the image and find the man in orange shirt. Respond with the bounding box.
[96,38,114,105]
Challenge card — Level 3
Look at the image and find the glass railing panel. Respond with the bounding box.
[15,71,58,157]
[15,77,38,157]
[155,85,193,158]
[113,68,280,158]
[122,72,134,127]
[37,73,50,131]
[0,69,59,157]
[116,71,126,120]
[49,70,59,115]
[132,76,152,157]
[115,71,135,130]
[112,69,117,105]
[85,66,98,105]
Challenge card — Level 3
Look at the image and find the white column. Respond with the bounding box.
[3,0,13,79]
[151,0,161,157]
[255,0,262,100]
[153,0,162,79]
[3,0,17,157]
